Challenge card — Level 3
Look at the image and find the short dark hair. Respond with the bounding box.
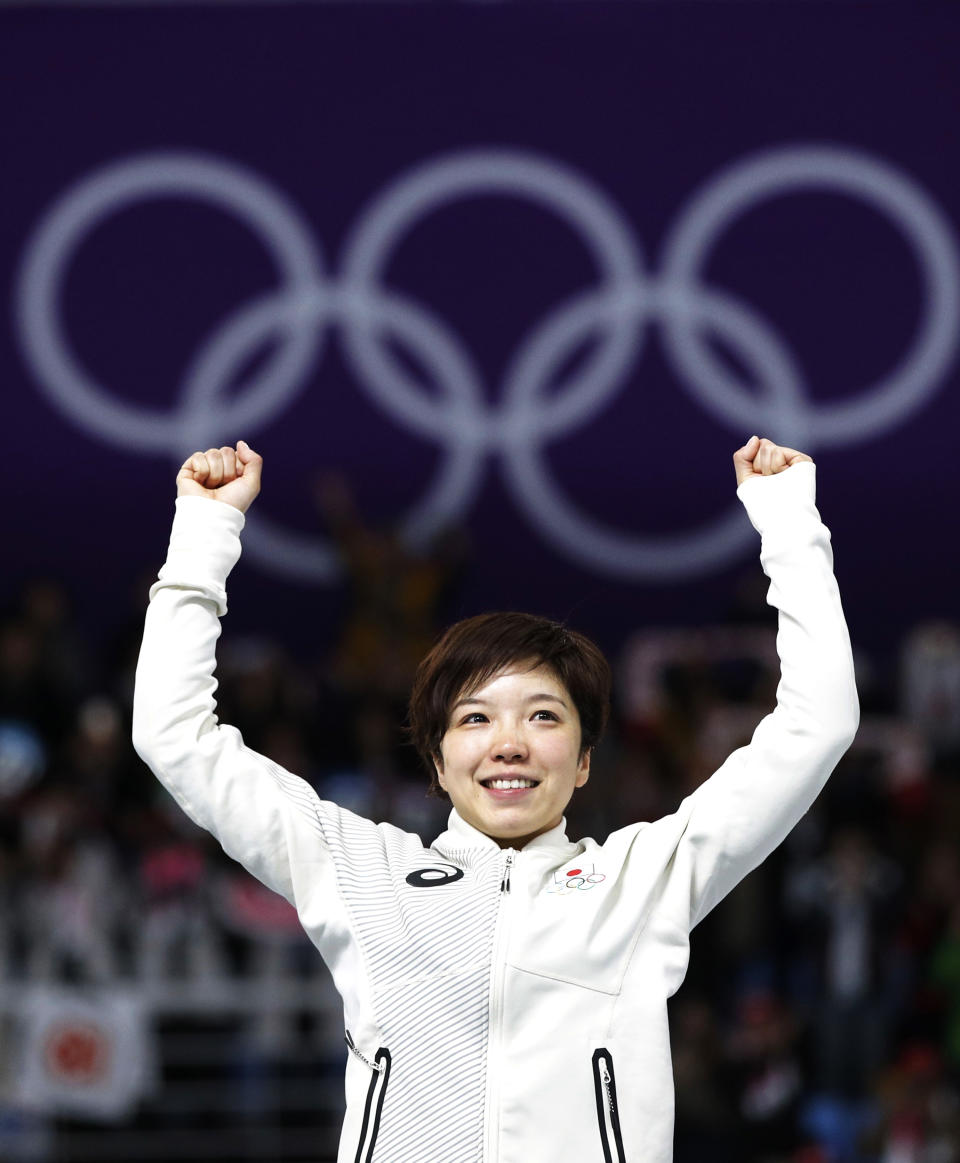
[408,612,611,796]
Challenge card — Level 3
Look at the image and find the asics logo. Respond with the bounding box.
[405,864,465,888]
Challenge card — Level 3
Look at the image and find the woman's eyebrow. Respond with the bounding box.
[525,693,568,706]
[452,692,568,710]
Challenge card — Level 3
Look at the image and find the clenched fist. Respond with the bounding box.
[176,442,263,512]
[733,435,812,487]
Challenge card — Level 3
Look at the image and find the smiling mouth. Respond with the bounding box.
[480,778,540,790]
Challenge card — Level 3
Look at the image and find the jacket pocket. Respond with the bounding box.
[346,1032,391,1163]
[592,1047,626,1163]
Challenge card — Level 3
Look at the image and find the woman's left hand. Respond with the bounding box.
[733,435,813,487]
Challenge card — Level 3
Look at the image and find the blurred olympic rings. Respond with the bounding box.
[15,145,960,582]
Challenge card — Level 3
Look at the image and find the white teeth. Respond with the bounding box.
[487,779,535,790]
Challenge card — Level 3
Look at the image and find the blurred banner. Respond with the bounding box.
[13,988,156,1121]
[2,4,957,650]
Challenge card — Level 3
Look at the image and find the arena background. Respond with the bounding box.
[1,2,959,1162]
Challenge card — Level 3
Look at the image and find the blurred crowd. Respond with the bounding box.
[1,500,959,1162]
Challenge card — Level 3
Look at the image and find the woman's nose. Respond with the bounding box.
[491,732,528,762]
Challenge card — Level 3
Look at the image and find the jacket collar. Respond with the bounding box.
[433,808,576,858]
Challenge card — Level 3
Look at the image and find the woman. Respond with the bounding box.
[133,436,858,1163]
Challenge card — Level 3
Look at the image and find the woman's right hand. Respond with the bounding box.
[176,441,263,512]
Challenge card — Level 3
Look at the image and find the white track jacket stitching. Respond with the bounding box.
[133,462,859,1163]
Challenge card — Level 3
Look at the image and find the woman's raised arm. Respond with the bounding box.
[132,443,333,904]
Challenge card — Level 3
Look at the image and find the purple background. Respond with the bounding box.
[2,3,958,661]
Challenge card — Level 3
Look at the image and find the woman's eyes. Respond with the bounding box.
[459,709,558,725]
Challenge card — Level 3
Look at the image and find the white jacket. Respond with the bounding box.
[133,462,858,1163]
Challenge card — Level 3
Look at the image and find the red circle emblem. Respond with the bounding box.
[43,1021,110,1084]
[566,868,582,877]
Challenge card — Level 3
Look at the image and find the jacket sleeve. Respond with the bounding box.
[676,461,859,928]
[132,496,330,905]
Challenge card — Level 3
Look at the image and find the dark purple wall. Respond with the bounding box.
[3,3,957,659]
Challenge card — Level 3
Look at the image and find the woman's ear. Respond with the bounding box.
[575,748,591,788]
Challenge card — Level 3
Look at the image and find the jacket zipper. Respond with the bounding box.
[484,848,517,1162]
[592,1048,626,1163]
[346,1032,391,1163]
[499,850,514,893]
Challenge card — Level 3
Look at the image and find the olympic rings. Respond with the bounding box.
[546,869,607,896]
[660,146,960,448]
[16,153,324,456]
[15,144,960,582]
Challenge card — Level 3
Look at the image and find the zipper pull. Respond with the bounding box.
[344,1030,385,1073]
[601,1059,616,1113]
[500,851,515,893]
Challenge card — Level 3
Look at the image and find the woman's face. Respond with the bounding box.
[435,662,590,848]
